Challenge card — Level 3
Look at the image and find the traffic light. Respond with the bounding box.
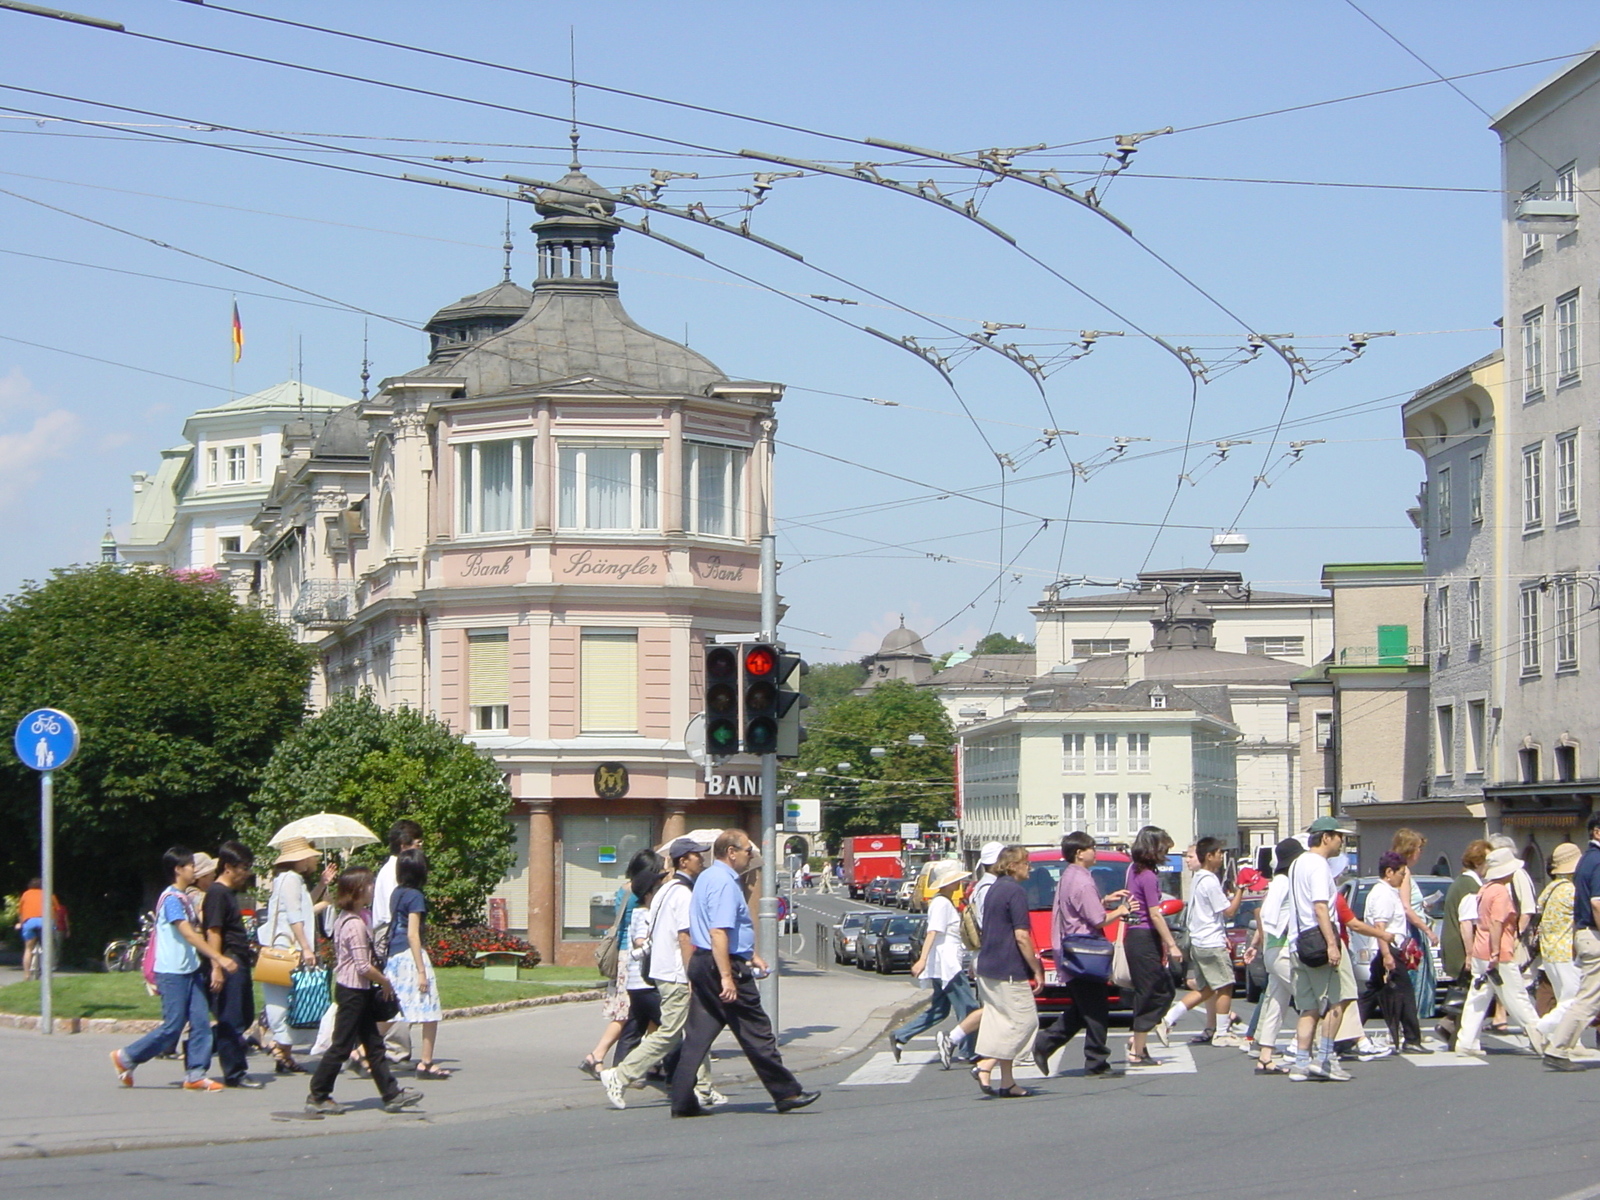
[775,651,808,758]
[740,642,780,754]
[704,645,739,758]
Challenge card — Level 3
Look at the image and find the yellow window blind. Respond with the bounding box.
[468,630,510,706]
[580,629,638,733]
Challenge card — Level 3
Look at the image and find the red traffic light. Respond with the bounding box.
[744,646,776,677]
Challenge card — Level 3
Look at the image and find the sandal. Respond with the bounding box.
[969,1064,991,1094]
[579,1055,602,1079]
[1125,1052,1155,1067]
[1254,1060,1289,1075]
[416,1061,454,1080]
[990,1085,1033,1098]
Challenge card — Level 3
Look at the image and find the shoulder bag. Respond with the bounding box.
[254,875,300,988]
[1058,933,1114,982]
[1109,922,1134,989]
[594,896,625,979]
[958,888,983,952]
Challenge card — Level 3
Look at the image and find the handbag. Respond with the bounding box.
[288,965,332,1027]
[1059,933,1114,982]
[594,899,624,979]
[255,945,300,988]
[1295,927,1329,968]
[1110,928,1134,989]
[371,990,402,1024]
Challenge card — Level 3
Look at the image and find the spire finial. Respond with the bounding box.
[568,27,582,170]
[360,320,371,403]
[502,202,514,282]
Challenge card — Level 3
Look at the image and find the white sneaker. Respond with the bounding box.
[1153,1021,1171,1048]
[1322,1061,1353,1082]
[1305,1059,1329,1080]
[1287,1062,1312,1082]
[697,1087,730,1108]
[1211,1030,1243,1048]
[935,1030,954,1070]
[1237,1037,1258,1054]
[599,1068,627,1110]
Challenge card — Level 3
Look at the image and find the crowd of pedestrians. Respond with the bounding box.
[106,821,443,1115]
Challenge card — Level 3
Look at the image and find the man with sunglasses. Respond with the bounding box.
[669,829,819,1117]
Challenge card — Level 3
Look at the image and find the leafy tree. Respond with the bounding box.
[973,632,1035,655]
[798,660,866,716]
[0,564,313,952]
[786,680,954,850]
[235,693,514,925]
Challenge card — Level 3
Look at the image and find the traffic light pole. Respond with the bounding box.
[757,532,779,1025]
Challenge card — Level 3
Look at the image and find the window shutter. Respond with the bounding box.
[581,630,638,733]
[1376,624,1408,665]
[468,631,510,706]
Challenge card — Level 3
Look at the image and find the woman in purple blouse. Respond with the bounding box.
[1125,826,1183,1067]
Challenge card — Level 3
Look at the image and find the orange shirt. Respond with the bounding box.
[1471,881,1518,963]
[17,889,66,926]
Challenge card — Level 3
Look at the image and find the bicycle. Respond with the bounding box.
[101,911,155,973]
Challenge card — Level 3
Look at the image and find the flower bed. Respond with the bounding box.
[425,924,541,968]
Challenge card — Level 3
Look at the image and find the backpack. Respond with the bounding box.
[958,886,983,952]
[142,888,196,989]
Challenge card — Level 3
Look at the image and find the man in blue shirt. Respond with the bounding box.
[1546,814,1600,1069]
[670,829,818,1117]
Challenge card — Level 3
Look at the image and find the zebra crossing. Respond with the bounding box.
[838,1029,1547,1086]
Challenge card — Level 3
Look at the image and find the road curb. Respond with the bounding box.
[0,988,606,1037]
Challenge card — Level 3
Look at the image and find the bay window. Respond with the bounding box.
[560,444,660,532]
[684,442,745,537]
[458,437,535,535]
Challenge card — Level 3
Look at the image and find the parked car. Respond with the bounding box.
[853,912,895,970]
[873,915,926,973]
[864,877,898,906]
[1340,874,1453,987]
[1225,896,1263,990]
[1023,847,1186,1018]
[832,910,878,965]
[894,879,918,908]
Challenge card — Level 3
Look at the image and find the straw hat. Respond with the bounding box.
[191,852,218,880]
[1484,845,1524,882]
[272,836,321,867]
[1551,843,1581,876]
[926,860,972,892]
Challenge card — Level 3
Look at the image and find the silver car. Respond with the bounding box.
[1339,874,1454,987]
[831,910,878,965]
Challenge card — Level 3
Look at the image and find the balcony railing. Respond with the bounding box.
[1336,645,1426,667]
[291,579,358,628]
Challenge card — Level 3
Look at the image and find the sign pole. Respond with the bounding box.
[757,532,779,1025]
[39,769,53,1035]
[13,708,79,1037]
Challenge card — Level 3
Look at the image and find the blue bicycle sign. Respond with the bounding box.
[14,708,79,771]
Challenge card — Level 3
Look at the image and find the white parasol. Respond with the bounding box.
[268,813,380,852]
[656,827,727,856]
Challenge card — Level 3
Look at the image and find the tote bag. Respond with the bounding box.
[1110,925,1134,990]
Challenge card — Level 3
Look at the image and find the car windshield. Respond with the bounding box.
[885,917,917,936]
[1347,877,1452,920]
[867,914,891,932]
[1024,861,1132,909]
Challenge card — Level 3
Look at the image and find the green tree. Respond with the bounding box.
[798,660,866,716]
[235,693,514,925]
[786,680,954,850]
[0,564,313,951]
[973,632,1035,655]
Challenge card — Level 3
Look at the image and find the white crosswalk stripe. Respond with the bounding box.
[841,1049,938,1085]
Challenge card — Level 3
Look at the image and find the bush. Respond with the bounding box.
[425,924,541,969]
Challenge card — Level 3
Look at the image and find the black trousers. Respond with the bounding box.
[308,985,400,1103]
[1360,955,1421,1045]
[1125,927,1175,1034]
[616,986,661,1065]
[1034,974,1111,1073]
[209,965,255,1084]
[671,950,800,1115]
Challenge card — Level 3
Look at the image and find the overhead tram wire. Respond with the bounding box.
[0,331,232,392]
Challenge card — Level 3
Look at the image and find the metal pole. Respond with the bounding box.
[39,769,53,1035]
[757,532,779,1023]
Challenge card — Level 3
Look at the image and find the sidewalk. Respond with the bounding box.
[0,961,922,1159]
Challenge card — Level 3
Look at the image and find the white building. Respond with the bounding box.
[1485,53,1600,856]
[118,382,354,586]
[1033,568,1332,670]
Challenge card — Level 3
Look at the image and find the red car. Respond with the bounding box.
[1020,848,1184,1017]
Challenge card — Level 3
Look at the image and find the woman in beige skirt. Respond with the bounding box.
[972,845,1044,1097]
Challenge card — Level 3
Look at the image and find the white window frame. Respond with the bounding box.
[1556,578,1579,671]
[1062,733,1086,774]
[1469,453,1484,524]
[206,447,219,485]
[1523,307,1545,400]
[1071,638,1130,658]
[1094,792,1119,838]
[558,442,661,533]
[1436,465,1452,537]
[1093,733,1118,774]
[1126,732,1150,773]
[251,442,264,482]
[1520,587,1543,676]
[1063,792,1087,829]
[1523,443,1545,530]
[1558,162,1577,203]
[224,444,247,484]
[1244,636,1306,658]
[1127,792,1151,828]
[1557,291,1581,384]
[456,436,535,536]
[1524,184,1544,258]
[1466,700,1487,775]
[683,441,746,539]
[1435,585,1450,655]
[1556,432,1578,522]
[1467,578,1482,645]
[468,628,511,733]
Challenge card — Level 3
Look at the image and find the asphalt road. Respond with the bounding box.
[14,1014,1600,1199]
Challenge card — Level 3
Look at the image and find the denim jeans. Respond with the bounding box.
[892,972,978,1045]
[122,969,214,1083]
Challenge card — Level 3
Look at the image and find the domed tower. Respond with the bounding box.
[858,620,935,690]
[423,279,534,365]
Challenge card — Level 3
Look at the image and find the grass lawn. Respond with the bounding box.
[0,965,606,1020]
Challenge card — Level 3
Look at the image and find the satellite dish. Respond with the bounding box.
[684,714,710,770]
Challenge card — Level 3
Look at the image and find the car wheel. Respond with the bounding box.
[877,954,888,974]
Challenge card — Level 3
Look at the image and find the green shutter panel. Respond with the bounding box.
[1377,624,1409,665]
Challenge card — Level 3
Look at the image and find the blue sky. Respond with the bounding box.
[0,1,1588,660]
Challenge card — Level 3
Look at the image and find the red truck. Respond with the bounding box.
[842,835,904,900]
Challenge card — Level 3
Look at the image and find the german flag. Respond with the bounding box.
[231,301,244,364]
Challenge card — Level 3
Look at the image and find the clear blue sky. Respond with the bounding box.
[0,1,1587,661]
